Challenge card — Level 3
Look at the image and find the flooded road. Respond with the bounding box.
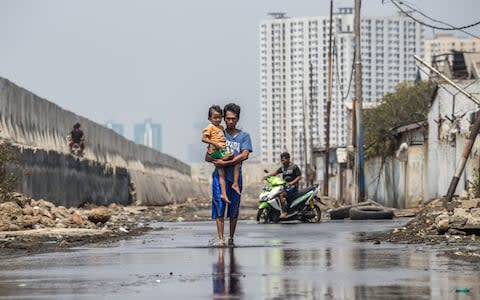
[0,219,479,299]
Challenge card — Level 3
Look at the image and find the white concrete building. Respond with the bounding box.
[259,9,424,165]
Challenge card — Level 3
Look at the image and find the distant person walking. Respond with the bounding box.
[206,103,252,247]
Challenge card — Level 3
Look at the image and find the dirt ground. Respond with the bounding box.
[3,194,480,263]
[0,196,259,256]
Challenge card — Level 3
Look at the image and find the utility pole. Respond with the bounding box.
[354,0,365,203]
[309,62,315,186]
[302,81,308,185]
[324,0,333,196]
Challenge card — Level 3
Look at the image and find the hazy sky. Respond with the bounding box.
[1,0,479,162]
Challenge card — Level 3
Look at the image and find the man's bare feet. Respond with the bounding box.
[232,183,241,195]
[280,211,288,218]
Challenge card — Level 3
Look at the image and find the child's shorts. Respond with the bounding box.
[209,147,228,159]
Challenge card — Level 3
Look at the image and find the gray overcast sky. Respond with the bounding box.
[1,0,479,162]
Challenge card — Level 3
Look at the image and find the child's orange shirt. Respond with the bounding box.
[202,124,227,154]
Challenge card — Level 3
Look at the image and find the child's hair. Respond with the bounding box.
[208,105,223,119]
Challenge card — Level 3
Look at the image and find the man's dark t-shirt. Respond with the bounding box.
[70,129,84,143]
[276,164,301,187]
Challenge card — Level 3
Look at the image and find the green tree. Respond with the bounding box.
[363,80,436,158]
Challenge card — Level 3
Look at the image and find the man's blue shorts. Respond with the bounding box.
[211,172,242,219]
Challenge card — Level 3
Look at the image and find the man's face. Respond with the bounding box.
[281,156,290,166]
[224,111,238,130]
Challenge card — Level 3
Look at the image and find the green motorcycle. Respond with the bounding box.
[257,175,323,223]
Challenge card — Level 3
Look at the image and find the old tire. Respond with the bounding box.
[349,206,394,220]
[329,207,351,220]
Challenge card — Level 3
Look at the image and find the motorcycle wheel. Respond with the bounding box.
[304,205,321,223]
[257,207,269,224]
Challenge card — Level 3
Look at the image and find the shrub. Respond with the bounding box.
[0,142,20,202]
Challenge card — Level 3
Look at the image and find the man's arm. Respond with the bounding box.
[213,149,249,168]
[287,175,302,187]
[264,168,280,179]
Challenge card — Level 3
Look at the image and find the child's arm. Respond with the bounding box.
[202,136,222,150]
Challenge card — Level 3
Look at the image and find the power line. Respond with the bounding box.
[333,39,355,101]
[393,0,480,39]
[390,0,480,32]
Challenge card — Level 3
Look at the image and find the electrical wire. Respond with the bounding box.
[333,39,355,101]
[390,0,480,32]
[393,0,480,39]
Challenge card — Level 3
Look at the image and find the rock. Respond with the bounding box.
[451,208,469,225]
[52,207,71,219]
[11,192,30,208]
[176,217,185,222]
[108,203,118,210]
[38,208,53,219]
[40,216,55,227]
[36,199,56,210]
[22,206,34,216]
[22,215,41,228]
[447,228,466,236]
[465,216,480,227]
[71,213,84,225]
[0,223,9,231]
[88,207,111,224]
[470,208,480,218]
[32,206,40,216]
[8,224,21,231]
[460,199,479,210]
[0,201,22,215]
[435,213,449,233]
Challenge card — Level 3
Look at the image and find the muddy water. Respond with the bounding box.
[0,220,478,299]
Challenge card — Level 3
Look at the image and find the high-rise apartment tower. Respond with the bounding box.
[259,8,424,165]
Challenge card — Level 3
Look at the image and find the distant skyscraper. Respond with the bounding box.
[105,121,124,136]
[134,119,162,151]
[259,9,424,164]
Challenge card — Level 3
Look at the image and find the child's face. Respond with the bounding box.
[209,110,223,126]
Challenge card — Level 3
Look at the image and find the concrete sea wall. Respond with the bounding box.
[0,77,208,207]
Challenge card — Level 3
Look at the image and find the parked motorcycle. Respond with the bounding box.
[257,173,323,223]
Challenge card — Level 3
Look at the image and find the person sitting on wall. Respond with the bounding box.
[68,122,85,152]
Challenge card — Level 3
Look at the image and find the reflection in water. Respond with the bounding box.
[212,247,242,299]
[259,244,480,299]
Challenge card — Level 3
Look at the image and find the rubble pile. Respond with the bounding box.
[0,193,147,232]
[371,198,480,245]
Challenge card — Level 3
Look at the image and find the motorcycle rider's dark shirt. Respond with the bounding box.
[70,129,84,143]
[276,164,301,188]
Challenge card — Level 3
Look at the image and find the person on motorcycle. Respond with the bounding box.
[264,152,302,218]
[69,122,85,152]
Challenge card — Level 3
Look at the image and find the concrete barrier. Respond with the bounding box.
[0,77,207,207]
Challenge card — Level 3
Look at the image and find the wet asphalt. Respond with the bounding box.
[0,219,479,299]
